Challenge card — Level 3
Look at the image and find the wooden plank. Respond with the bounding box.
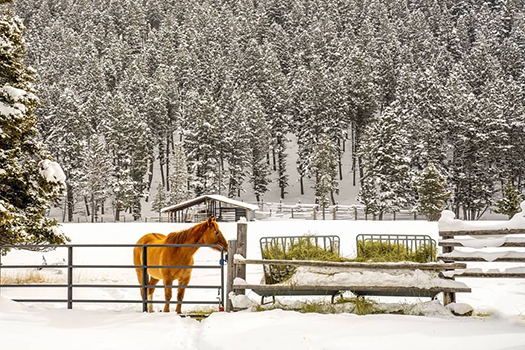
[234,283,471,295]
[439,241,525,248]
[439,228,525,237]
[234,258,467,270]
[439,256,525,263]
[449,272,525,278]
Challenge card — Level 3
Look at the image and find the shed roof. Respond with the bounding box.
[161,194,259,213]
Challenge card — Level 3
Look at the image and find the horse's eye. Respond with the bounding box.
[215,230,219,235]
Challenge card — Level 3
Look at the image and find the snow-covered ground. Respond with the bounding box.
[1,220,525,349]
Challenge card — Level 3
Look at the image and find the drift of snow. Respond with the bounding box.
[39,159,66,183]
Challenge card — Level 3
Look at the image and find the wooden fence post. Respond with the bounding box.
[226,239,237,312]
[236,223,247,295]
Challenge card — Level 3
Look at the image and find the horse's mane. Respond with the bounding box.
[164,221,207,245]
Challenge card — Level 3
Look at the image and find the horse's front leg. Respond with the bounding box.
[175,274,192,314]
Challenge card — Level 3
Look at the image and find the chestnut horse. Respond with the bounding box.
[133,217,228,313]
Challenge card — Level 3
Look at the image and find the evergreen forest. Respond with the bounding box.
[6,0,525,221]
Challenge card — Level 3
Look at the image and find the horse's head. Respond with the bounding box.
[200,217,228,252]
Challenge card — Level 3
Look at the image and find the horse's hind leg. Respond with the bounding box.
[147,277,159,313]
[163,278,174,313]
[175,274,191,314]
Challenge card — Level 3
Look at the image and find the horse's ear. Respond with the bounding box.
[206,217,214,226]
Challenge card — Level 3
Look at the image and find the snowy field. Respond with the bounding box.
[1,220,525,349]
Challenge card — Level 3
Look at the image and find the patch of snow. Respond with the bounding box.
[505,266,525,273]
[233,254,245,261]
[228,292,255,309]
[0,101,22,117]
[233,277,247,285]
[406,300,453,317]
[446,302,474,316]
[39,159,66,183]
[3,85,27,102]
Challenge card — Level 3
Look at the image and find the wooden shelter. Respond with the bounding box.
[161,194,259,223]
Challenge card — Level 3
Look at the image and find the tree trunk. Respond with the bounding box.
[66,182,74,222]
[160,160,165,188]
[272,148,277,171]
[338,139,343,180]
[84,196,90,217]
[166,134,171,192]
[91,195,96,223]
[352,124,357,186]
[300,176,304,195]
[146,159,154,202]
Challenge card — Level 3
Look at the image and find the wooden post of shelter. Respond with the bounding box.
[441,232,456,304]
[235,223,247,295]
[226,239,238,312]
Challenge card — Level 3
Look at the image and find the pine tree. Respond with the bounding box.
[311,133,338,220]
[151,182,168,219]
[168,142,190,205]
[357,106,413,219]
[0,0,68,247]
[495,181,522,219]
[247,97,272,203]
[84,135,112,222]
[414,163,451,221]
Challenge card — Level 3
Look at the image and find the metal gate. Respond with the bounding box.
[0,243,226,314]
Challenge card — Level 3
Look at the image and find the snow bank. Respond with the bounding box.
[282,266,469,290]
[0,296,28,312]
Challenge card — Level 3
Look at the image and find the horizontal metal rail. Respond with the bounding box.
[1,264,221,269]
[1,284,222,289]
[0,243,226,313]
